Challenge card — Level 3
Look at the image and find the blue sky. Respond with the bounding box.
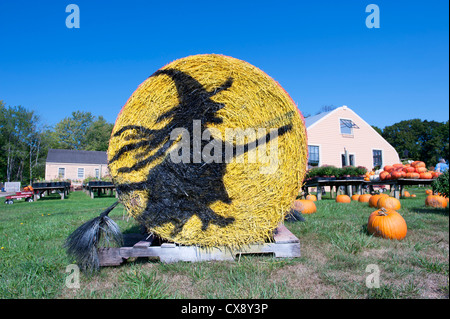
[0,0,448,129]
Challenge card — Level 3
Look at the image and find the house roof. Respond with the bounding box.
[304,109,334,128]
[304,105,357,129]
[46,149,108,164]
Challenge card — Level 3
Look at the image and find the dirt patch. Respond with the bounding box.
[361,248,390,259]
[417,273,449,299]
[270,263,339,298]
[162,273,202,298]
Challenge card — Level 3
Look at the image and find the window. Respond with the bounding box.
[373,150,382,168]
[58,168,65,179]
[340,119,358,135]
[95,168,100,179]
[308,145,320,166]
[78,168,85,179]
[341,154,355,167]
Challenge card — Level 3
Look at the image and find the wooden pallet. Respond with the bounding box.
[98,223,300,266]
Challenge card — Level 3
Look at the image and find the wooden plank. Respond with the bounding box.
[273,223,299,244]
[98,224,300,267]
[98,248,124,266]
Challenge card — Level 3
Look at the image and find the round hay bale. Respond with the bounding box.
[108,54,307,247]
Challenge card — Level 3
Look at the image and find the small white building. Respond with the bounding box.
[305,106,400,170]
[45,149,109,182]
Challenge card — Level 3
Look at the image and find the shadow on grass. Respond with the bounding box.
[35,193,71,201]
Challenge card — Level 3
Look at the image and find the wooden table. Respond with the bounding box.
[303,178,366,200]
[32,186,70,201]
[303,178,434,200]
[85,184,118,199]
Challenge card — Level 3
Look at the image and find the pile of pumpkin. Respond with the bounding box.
[292,188,448,241]
[377,161,442,181]
[292,193,408,240]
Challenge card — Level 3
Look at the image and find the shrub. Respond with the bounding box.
[432,170,449,198]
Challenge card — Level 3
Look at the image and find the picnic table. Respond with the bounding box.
[84,181,118,199]
[31,182,71,201]
[303,178,434,200]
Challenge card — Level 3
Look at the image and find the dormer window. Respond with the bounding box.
[340,119,359,135]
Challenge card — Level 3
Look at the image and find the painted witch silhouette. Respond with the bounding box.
[65,68,292,270]
[110,69,292,235]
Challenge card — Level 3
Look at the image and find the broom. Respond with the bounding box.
[64,201,122,271]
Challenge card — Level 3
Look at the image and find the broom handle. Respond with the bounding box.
[99,201,119,218]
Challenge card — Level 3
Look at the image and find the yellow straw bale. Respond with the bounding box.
[108,54,307,247]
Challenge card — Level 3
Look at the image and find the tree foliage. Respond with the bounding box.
[0,104,114,184]
[0,101,47,183]
[51,111,113,151]
[381,119,449,166]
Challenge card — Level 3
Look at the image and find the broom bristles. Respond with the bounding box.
[64,202,122,271]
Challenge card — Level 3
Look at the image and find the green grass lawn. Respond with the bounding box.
[0,188,448,299]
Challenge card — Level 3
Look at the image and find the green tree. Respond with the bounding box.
[53,111,94,150]
[382,119,449,166]
[85,116,114,151]
[0,101,45,183]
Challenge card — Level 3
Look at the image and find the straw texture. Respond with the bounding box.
[108,54,307,247]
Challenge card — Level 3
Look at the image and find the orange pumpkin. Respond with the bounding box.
[306,194,317,201]
[393,164,404,169]
[336,194,351,203]
[425,189,433,195]
[391,171,403,179]
[406,172,420,179]
[384,165,394,172]
[420,172,432,179]
[433,172,442,178]
[369,194,386,208]
[425,195,448,208]
[379,171,390,180]
[411,161,426,168]
[403,191,411,198]
[415,167,427,173]
[351,194,360,201]
[358,194,372,203]
[367,208,407,240]
[292,199,317,214]
[377,196,401,210]
[403,167,415,173]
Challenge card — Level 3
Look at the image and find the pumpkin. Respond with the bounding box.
[425,189,433,195]
[432,172,442,178]
[306,194,317,201]
[292,199,317,214]
[415,167,427,173]
[336,194,351,203]
[367,208,407,240]
[351,194,360,201]
[403,167,415,173]
[391,171,403,179]
[420,172,432,179]
[412,161,426,168]
[411,194,416,197]
[379,171,390,180]
[425,195,448,208]
[377,196,401,210]
[406,172,420,179]
[393,164,404,169]
[403,191,411,198]
[358,194,372,203]
[369,194,386,208]
[383,165,394,172]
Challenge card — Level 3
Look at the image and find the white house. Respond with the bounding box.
[305,105,400,170]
